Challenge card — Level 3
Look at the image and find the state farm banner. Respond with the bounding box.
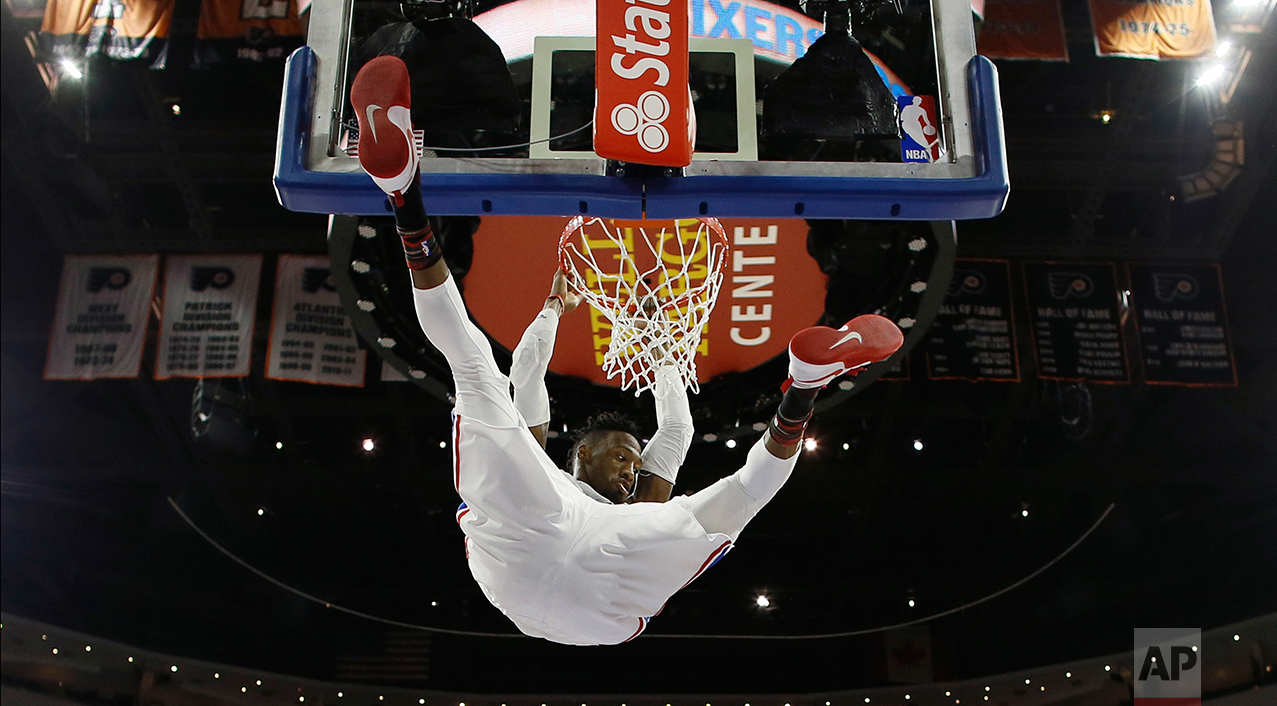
[265,255,366,387]
[464,217,826,386]
[195,0,304,65]
[595,0,693,167]
[978,0,1069,61]
[156,254,261,379]
[1088,0,1217,59]
[46,255,158,380]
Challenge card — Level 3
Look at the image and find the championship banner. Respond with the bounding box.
[1088,0,1217,59]
[41,0,172,62]
[977,0,1069,61]
[45,255,158,380]
[41,0,96,59]
[1024,262,1129,383]
[464,217,826,386]
[925,259,1019,382]
[265,255,366,387]
[195,0,304,65]
[1128,264,1236,386]
[155,254,262,380]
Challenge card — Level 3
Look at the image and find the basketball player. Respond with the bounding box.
[351,56,904,645]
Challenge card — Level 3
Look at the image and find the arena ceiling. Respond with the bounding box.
[2,0,1275,695]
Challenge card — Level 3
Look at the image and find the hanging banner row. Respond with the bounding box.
[45,253,366,386]
[977,0,1219,62]
[924,260,1236,386]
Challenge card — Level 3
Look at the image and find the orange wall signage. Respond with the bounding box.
[464,217,827,387]
[978,0,1069,62]
[1088,0,1217,59]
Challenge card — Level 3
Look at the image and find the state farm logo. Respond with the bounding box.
[596,0,691,166]
[611,91,670,153]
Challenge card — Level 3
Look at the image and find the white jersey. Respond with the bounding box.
[409,280,790,646]
[452,415,731,645]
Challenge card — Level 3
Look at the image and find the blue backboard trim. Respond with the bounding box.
[274,47,1007,220]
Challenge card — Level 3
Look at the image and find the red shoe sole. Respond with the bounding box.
[790,314,904,369]
[351,56,413,180]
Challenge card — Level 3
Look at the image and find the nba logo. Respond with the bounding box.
[1134,628,1201,706]
[898,95,942,163]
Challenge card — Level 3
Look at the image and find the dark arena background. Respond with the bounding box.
[2,0,1276,704]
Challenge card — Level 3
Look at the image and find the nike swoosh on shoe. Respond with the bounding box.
[365,105,382,142]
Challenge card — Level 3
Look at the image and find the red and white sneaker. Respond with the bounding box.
[350,56,418,205]
[786,314,904,389]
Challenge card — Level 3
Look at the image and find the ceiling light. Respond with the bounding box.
[256,680,261,685]
[1022,509,1029,517]
[257,508,265,516]
[842,442,849,450]
[908,598,916,608]
[52,648,59,654]
[242,688,248,693]
[1196,65,1226,87]
[756,594,770,608]
[1104,665,1111,671]
[171,666,179,673]
[1100,111,1113,124]
[439,441,447,449]
[1216,40,1232,57]
[1233,634,1241,641]
[85,645,91,651]
[363,438,376,452]
[171,104,181,116]
[725,439,737,449]
[214,673,220,679]
[912,439,924,451]
[276,441,283,449]
[59,58,82,79]
[804,438,817,451]
[1066,671,1072,677]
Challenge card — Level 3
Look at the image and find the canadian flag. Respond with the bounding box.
[886,625,935,684]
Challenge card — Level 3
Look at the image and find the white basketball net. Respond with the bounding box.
[558,217,730,395]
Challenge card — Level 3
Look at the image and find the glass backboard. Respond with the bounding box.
[274,0,1008,220]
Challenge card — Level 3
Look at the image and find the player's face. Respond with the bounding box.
[578,431,642,503]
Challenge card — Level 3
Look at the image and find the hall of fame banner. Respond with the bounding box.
[1024,262,1130,383]
[926,259,1019,382]
[46,254,159,380]
[1128,263,1236,386]
[155,254,261,379]
[265,255,366,387]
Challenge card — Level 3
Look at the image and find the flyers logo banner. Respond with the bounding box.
[1024,262,1129,383]
[266,255,367,387]
[977,0,1069,62]
[156,254,262,379]
[927,259,1018,382]
[464,216,825,386]
[1129,263,1235,386]
[1088,0,1217,59]
[595,0,695,166]
[46,255,159,380]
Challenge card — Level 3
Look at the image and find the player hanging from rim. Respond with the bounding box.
[351,56,905,645]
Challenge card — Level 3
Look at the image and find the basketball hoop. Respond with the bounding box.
[558,217,730,395]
